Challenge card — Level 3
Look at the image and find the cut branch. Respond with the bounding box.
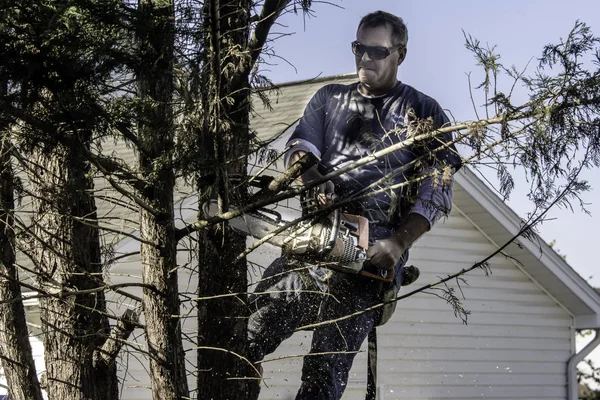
[94,309,140,368]
[247,0,290,72]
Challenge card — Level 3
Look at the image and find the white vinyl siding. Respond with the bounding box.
[0,306,47,399]
[256,207,573,400]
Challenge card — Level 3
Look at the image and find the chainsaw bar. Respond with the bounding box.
[204,201,293,248]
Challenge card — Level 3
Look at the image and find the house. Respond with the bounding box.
[2,74,600,400]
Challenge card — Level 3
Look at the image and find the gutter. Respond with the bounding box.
[568,329,600,400]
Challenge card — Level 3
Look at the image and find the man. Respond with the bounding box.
[248,10,461,399]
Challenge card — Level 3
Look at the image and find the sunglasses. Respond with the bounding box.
[351,41,402,60]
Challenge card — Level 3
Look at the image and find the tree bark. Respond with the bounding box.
[31,143,117,400]
[196,1,255,398]
[0,79,44,400]
[136,1,190,399]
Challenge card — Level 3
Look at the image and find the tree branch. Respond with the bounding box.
[83,149,147,194]
[93,309,140,369]
[247,0,290,73]
[294,156,588,332]
[175,113,528,240]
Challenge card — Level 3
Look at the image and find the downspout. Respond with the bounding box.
[568,328,600,400]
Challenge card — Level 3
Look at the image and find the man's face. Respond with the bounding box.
[355,23,406,96]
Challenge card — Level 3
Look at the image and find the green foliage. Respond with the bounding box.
[0,0,133,154]
[463,21,600,218]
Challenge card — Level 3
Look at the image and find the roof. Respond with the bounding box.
[249,73,600,329]
[251,73,358,142]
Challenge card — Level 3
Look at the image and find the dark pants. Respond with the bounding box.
[248,250,406,400]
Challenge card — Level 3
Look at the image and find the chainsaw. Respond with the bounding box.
[205,187,395,283]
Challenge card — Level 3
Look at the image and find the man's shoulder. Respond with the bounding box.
[396,82,446,119]
[398,83,443,108]
[314,82,358,96]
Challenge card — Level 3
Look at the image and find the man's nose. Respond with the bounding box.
[361,51,372,62]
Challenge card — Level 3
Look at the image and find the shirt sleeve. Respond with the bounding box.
[409,103,462,226]
[284,86,329,167]
[411,168,455,226]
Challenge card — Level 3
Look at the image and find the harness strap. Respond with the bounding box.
[366,327,378,400]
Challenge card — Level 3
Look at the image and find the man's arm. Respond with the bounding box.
[366,213,430,270]
[287,150,335,204]
[367,103,461,271]
[286,150,306,169]
[367,161,456,271]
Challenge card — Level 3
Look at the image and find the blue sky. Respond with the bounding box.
[261,0,600,288]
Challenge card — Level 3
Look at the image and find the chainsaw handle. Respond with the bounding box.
[324,208,341,253]
[358,266,395,283]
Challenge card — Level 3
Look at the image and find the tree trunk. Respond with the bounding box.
[0,78,44,400]
[196,1,255,398]
[31,143,117,400]
[136,1,190,398]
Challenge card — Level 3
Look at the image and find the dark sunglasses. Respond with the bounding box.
[351,41,402,60]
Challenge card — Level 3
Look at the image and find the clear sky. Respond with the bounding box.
[261,0,600,289]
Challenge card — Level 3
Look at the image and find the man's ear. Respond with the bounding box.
[397,47,407,66]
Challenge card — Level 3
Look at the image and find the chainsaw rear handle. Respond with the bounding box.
[358,264,395,283]
[324,208,341,253]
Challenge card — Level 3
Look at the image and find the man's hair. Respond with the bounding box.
[358,10,408,47]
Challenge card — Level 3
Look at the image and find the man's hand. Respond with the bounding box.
[301,166,336,206]
[366,213,431,270]
[366,236,405,270]
[289,151,335,206]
